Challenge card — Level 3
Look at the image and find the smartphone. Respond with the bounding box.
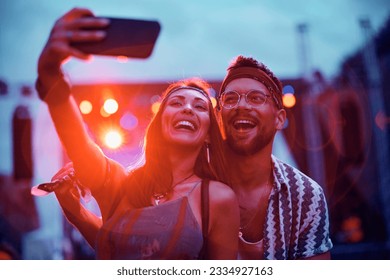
[71,17,161,58]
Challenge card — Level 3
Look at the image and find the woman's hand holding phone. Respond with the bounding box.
[38,7,161,79]
[70,17,161,58]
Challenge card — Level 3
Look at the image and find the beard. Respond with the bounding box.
[225,125,276,156]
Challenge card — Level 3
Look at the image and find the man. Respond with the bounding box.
[216,55,332,259]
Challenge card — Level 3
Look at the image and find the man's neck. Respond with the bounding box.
[226,145,273,191]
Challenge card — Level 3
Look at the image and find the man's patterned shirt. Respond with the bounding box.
[262,155,333,259]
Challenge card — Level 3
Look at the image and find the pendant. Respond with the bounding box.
[153,193,167,206]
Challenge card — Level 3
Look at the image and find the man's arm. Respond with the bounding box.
[298,184,333,259]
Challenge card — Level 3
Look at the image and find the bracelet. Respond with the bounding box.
[35,75,71,105]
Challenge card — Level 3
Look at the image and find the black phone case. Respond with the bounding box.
[71,17,161,58]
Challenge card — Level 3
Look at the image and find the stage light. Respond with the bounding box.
[103,98,119,115]
[79,100,93,115]
[102,88,113,96]
[283,93,296,108]
[283,85,295,94]
[100,106,110,118]
[150,95,160,103]
[151,101,161,115]
[282,85,296,108]
[104,130,123,149]
[210,97,217,108]
[120,112,138,131]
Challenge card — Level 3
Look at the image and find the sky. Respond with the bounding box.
[0,0,389,86]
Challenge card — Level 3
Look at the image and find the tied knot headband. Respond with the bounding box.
[218,67,283,109]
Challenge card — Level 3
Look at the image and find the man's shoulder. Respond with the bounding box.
[271,156,329,213]
[272,155,323,192]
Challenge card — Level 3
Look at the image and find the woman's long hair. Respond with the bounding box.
[124,78,230,208]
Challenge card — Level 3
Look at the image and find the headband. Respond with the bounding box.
[219,67,283,109]
[163,86,211,102]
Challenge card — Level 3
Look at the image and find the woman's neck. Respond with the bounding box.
[168,146,200,185]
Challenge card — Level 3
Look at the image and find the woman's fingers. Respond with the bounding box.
[63,29,107,43]
[55,181,80,199]
[61,7,95,21]
[50,162,83,203]
[51,162,74,182]
[42,8,109,64]
[68,16,110,31]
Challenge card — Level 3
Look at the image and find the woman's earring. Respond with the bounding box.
[206,143,210,164]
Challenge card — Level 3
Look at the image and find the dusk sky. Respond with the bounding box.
[1,0,389,86]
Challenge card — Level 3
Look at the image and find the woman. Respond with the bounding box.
[36,7,239,259]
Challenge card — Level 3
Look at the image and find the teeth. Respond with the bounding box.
[174,120,195,130]
[234,120,255,126]
[233,119,256,130]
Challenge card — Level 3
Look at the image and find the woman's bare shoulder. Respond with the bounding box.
[207,180,237,204]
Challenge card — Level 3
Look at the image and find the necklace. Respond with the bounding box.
[239,172,273,237]
[152,172,195,205]
[239,199,263,234]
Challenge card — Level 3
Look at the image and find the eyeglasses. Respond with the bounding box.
[220,90,275,109]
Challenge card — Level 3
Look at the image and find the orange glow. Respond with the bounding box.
[79,100,93,115]
[117,56,129,63]
[151,101,161,115]
[100,106,110,118]
[103,98,119,115]
[283,93,296,108]
[104,130,123,149]
[102,88,113,96]
[210,97,217,108]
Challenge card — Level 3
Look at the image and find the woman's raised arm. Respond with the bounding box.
[36,8,112,191]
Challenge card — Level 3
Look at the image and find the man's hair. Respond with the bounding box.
[228,55,283,94]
